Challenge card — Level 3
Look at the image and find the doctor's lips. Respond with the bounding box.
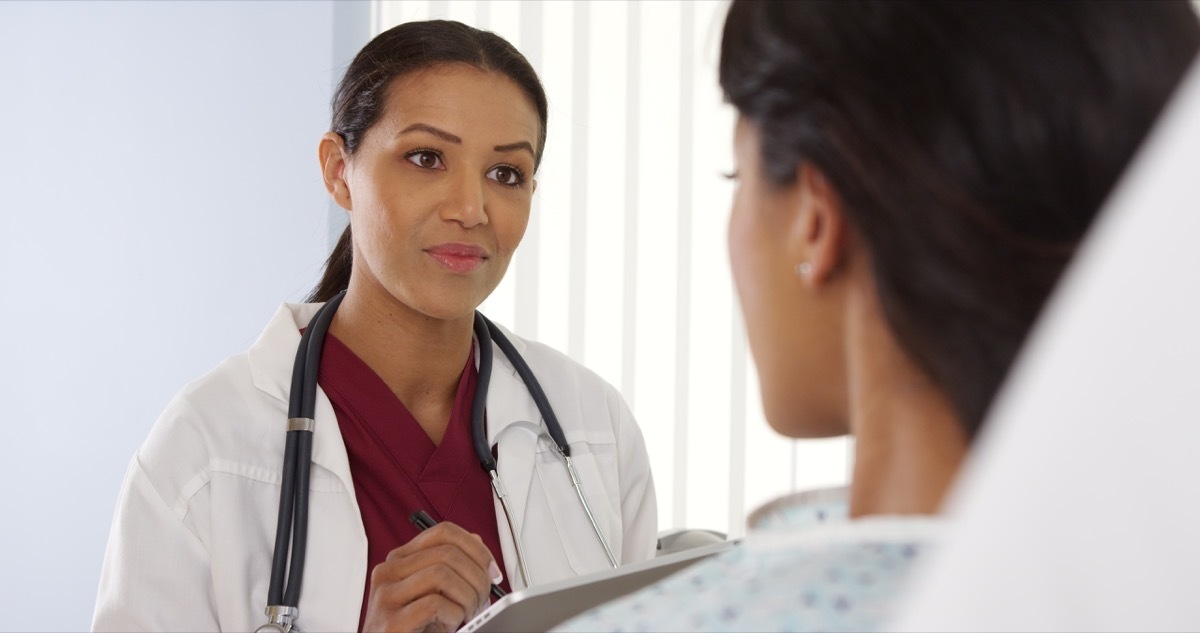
[425,243,489,273]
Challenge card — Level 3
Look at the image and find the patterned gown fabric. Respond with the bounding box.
[555,488,941,632]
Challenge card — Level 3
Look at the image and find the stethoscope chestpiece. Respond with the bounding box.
[255,605,301,633]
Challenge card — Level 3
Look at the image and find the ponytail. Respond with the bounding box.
[307,225,352,303]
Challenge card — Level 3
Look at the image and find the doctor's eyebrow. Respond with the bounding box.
[398,123,534,158]
[492,140,534,157]
[399,123,461,144]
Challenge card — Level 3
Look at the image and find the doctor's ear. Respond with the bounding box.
[319,132,353,211]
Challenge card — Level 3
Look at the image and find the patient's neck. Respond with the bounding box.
[848,399,966,518]
[843,287,969,519]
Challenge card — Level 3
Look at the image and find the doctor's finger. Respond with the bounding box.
[377,544,491,607]
[391,522,498,579]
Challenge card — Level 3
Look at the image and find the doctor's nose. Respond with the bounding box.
[440,174,489,228]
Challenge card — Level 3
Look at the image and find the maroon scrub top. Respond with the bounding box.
[317,333,511,630]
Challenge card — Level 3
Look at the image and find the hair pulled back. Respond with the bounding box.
[308,20,548,303]
[719,0,1199,439]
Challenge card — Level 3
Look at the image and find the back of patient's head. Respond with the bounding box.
[720,0,1199,440]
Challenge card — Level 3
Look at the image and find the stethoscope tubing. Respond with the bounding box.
[470,315,495,470]
[474,316,619,572]
[268,291,345,610]
[482,319,571,460]
[470,315,569,468]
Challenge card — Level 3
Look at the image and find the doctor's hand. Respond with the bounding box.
[362,522,501,633]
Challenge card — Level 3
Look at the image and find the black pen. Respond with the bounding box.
[409,510,508,599]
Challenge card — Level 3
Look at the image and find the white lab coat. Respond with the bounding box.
[92,303,657,632]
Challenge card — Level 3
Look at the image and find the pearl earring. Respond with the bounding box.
[795,261,813,277]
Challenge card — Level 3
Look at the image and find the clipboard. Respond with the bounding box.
[459,539,738,633]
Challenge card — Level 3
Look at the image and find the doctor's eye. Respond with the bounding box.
[405,149,445,170]
[487,165,526,188]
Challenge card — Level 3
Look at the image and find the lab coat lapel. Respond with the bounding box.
[487,357,540,498]
[246,303,359,515]
[479,329,543,589]
[310,391,360,519]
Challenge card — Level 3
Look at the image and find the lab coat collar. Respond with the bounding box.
[247,302,320,405]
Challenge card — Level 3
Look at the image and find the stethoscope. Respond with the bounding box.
[257,290,619,633]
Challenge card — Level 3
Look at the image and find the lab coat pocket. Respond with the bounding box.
[533,439,621,575]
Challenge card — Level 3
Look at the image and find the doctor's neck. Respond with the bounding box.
[327,283,477,445]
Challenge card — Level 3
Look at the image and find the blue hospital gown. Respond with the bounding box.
[555,488,941,632]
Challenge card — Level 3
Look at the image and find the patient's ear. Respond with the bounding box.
[789,163,849,287]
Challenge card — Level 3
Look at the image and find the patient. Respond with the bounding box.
[558,1,1200,631]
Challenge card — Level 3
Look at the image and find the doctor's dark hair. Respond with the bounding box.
[308,20,549,303]
[720,0,1199,440]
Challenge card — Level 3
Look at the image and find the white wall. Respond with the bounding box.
[0,2,336,630]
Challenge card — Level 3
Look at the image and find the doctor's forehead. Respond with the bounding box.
[373,65,540,147]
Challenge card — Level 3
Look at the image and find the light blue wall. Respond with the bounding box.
[0,2,336,629]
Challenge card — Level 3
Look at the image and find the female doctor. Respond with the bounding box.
[92,20,657,633]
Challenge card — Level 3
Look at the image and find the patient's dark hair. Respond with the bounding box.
[720,0,1199,439]
[308,20,549,303]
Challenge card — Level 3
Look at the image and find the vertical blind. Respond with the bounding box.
[372,0,850,538]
